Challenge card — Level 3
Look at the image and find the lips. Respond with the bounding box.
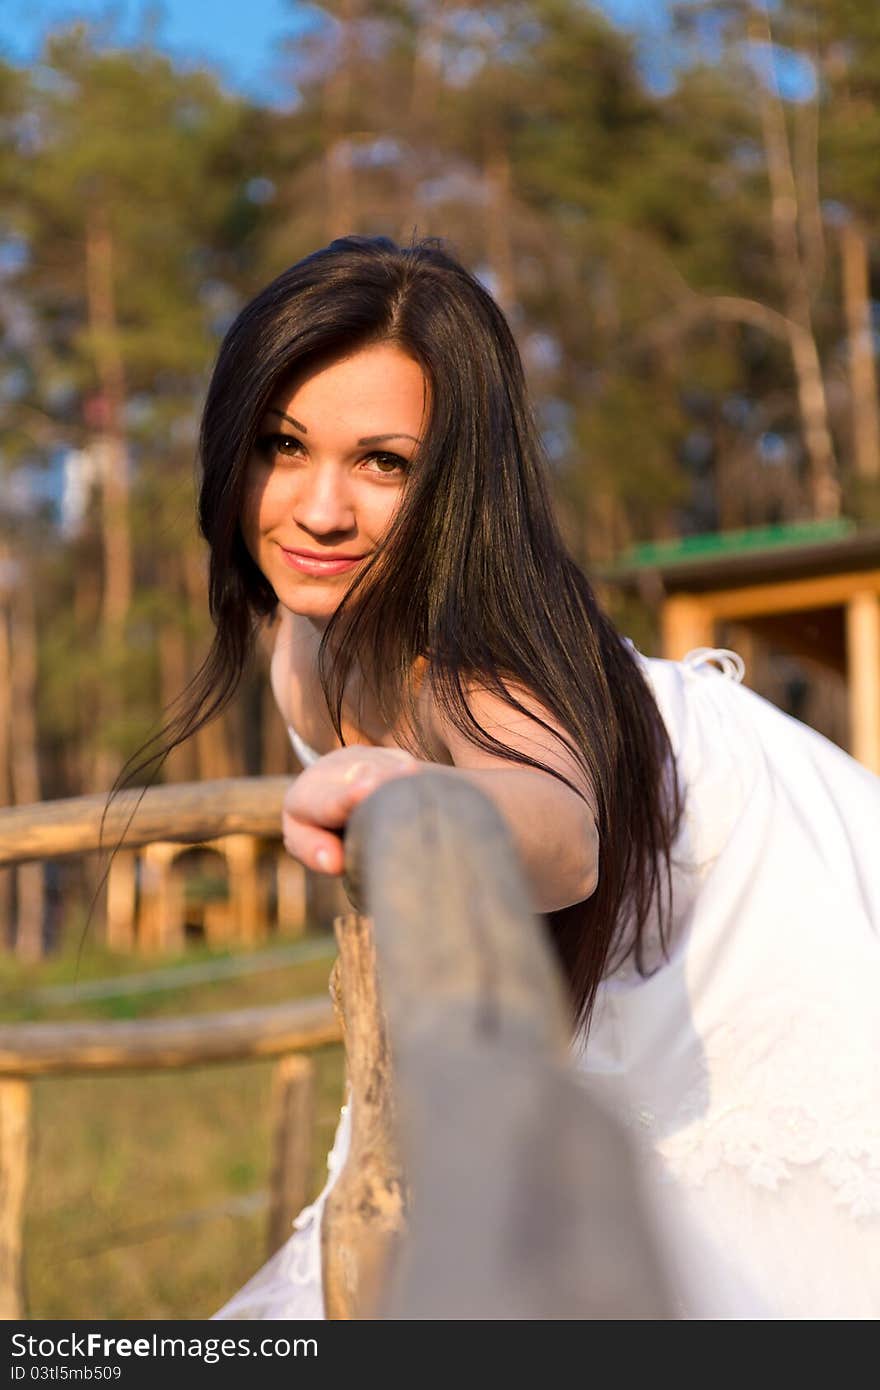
[278,546,366,576]
[286,548,365,561]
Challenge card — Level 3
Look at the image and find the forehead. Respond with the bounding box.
[266,343,430,429]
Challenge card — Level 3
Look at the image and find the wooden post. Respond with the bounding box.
[106,848,137,952]
[321,912,406,1320]
[846,589,880,773]
[202,899,233,947]
[266,1054,316,1257]
[223,834,264,946]
[138,842,184,954]
[338,773,674,1320]
[0,1079,30,1319]
[661,594,715,661]
[276,851,306,937]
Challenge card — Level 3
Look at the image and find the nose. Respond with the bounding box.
[291,463,356,537]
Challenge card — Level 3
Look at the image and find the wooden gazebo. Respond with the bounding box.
[603,520,880,774]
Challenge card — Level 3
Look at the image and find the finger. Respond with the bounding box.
[284,759,375,830]
[287,755,420,828]
[282,817,345,875]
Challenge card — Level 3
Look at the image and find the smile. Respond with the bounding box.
[278,548,366,576]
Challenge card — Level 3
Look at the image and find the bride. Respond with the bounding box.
[157,234,877,1319]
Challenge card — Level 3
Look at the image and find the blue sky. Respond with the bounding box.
[0,1,313,99]
[0,1,672,103]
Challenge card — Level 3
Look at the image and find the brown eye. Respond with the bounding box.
[364,452,409,477]
[255,433,303,461]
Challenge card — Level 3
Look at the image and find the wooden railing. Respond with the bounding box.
[1,773,674,1319]
[324,771,674,1318]
[0,778,342,1320]
[0,778,292,866]
[0,1000,342,1319]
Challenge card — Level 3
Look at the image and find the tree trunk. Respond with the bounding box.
[73,557,102,795]
[323,0,360,238]
[748,10,840,520]
[0,580,13,947]
[85,205,133,792]
[9,576,44,962]
[484,132,516,317]
[398,0,449,241]
[157,553,199,783]
[182,544,234,781]
[839,218,880,484]
[793,90,825,294]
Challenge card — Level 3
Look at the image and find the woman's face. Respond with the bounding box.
[242,342,429,630]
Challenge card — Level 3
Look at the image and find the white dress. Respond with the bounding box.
[213,646,880,1321]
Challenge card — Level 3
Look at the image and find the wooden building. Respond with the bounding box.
[602,520,880,774]
[105,834,306,954]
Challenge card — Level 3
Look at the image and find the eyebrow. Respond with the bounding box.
[267,409,420,446]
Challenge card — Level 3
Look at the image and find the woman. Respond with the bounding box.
[148,234,878,1319]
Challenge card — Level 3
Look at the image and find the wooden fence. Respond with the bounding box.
[0,999,342,1319]
[1,773,674,1320]
[0,778,343,1319]
[323,771,674,1318]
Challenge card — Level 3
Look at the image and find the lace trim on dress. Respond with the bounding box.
[616,1001,880,1220]
[284,1097,353,1286]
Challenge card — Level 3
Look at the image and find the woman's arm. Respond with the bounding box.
[418,678,599,915]
[276,653,599,916]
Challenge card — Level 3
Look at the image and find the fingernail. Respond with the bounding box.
[316,849,332,871]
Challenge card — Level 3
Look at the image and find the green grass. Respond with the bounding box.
[2,930,346,1320]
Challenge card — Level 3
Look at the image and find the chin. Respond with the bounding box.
[276,582,340,621]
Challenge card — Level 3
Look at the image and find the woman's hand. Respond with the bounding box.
[282,745,424,876]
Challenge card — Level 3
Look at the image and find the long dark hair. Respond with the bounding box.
[117,234,684,1037]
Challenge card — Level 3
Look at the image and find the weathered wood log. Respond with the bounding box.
[378,1042,675,1319]
[0,1079,30,1319]
[266,1054,316,1257]
[321,912,406,1320]
[0,777,292,867]
[339,771,674,1319]
[0,998,341,1077]
[342,773,572,1057]
[328,956,345,1039]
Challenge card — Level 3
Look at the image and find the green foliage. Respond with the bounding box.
[1,0,878,795]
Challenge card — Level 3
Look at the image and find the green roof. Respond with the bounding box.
[614,519,857,572]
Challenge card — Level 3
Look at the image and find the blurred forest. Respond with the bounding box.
[1,0,879,955]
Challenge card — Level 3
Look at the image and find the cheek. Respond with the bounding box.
[364,489,405,541]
